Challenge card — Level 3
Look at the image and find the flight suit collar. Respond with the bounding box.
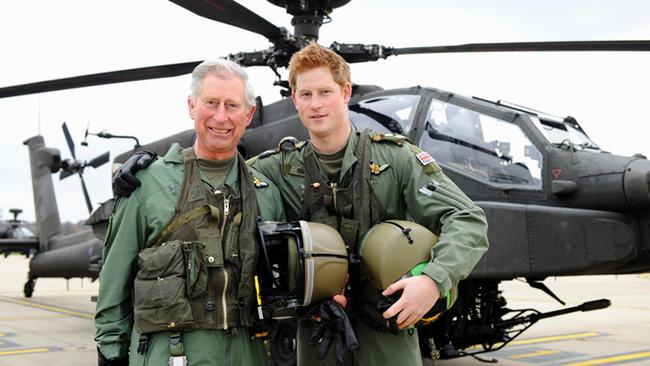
[339,128,360,184]
[163,143,241,191]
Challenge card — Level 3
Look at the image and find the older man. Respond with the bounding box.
[95,59,284,366]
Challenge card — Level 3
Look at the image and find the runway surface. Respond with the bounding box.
[1,255,649,366]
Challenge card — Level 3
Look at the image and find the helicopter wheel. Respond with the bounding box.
[23,277,36,298]
[269,319,297,366]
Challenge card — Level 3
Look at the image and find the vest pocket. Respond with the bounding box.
[183,241,208,299]
[134,240,194,333]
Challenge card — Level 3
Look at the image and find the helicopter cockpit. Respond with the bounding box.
[347,91,543,189]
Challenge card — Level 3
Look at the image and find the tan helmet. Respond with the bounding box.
[257,220,348,318]
[359,220,438,290]
[359,220,457,322]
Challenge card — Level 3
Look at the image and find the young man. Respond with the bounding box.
[247,43,489,365]
[114,44,488,365]
[95,59,284,366]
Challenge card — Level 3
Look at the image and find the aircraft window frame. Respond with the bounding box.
[419,100,543,189]
[530,116,601,152]
[349,94,420,135]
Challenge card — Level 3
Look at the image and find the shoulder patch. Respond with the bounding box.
[413,150,441,175]
[370,132,407,145]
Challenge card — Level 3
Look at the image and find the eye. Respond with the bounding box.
[300,91,311,98]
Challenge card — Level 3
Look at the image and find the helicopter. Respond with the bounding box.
[1,0,650,364]
[0,208,37,257]
[0,123,110,297]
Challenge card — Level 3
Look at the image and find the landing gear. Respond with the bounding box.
[269,319,298,366]
[23,276,36,298]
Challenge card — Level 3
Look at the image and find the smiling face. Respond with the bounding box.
[291,66,352,151]
[189,73,255,160]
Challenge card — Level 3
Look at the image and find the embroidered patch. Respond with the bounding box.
[369,162,390,175]
[416,151,435,166]
[253,177,269,188]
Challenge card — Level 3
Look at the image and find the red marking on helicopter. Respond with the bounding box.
[552,169,562,178]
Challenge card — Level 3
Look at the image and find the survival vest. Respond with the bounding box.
[132,148,260,334]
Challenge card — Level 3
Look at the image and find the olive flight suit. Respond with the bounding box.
[249,129,489,365]
[95,144,284,365]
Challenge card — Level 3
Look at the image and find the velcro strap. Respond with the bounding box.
[149,205,219,247]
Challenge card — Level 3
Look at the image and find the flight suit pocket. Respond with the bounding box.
[133,240,194,333]
[182,241,208,299]
[224,213,242,267]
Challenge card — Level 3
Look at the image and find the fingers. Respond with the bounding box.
[332,294,347,308]
[382,278,406,297]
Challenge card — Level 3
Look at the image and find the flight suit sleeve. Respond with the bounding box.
[396,144,489,295]
[94,194,147,360]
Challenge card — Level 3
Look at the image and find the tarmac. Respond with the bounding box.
[1,254,649,366]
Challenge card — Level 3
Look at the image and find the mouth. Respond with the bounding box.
[208,126,232,135]
[310,113,328,120]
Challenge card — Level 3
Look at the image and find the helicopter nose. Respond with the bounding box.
[623,157,650,209]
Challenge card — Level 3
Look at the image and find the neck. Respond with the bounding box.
[310,123,351,154]
[193,144,237,161]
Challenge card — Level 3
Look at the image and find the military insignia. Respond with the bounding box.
[253,177,269,188]
[416,151,435,166]
[369,161,390,175]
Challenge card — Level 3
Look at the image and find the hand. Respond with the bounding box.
[381,275,440,330]
[97,347,128,366]
[112,150,156,197]
[332,274,348,308]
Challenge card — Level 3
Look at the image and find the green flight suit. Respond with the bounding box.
[249,130,489,365]
[95,144,284,366]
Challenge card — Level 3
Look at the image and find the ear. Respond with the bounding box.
[291,90,298,110]
[245,105,256,127]
[342,82,352,103]
[187,96,196,119]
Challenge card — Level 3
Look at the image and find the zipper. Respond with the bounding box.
[330,182,339,213]
[221,267,229,330]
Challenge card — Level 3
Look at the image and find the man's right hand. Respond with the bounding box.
[112,150,156,197]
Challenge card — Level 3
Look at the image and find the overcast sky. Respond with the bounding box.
[1,0,649,223]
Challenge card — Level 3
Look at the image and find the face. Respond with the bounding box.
[291,66,352,140]
[189,73,255,160]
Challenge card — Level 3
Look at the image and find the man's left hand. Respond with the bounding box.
[381,275,440,330]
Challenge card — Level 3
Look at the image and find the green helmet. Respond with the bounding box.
[360,220,457,323]
[257,220,348,318]
[359,220,439,290]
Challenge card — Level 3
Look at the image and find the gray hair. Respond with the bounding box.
[190,59,255,108]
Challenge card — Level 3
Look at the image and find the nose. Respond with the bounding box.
[212,105,228,122]
[309,95,324,110]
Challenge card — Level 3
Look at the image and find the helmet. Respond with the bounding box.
[359,220,439,290]
[359,220,457,326]
[257,220,348,318]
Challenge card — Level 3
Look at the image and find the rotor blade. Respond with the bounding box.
[169,0,283,41]
[88,151,110,168]
[62,122,76,160]
[0,61,202,98]
[59,169,75,180]
[385,40,650,57]
[79,173,93,214]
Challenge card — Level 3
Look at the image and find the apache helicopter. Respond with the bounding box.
[1,0,650,363]
[0,124,109,297]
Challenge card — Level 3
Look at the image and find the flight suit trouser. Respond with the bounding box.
[297,316,422,366]
[128,328,267,366]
